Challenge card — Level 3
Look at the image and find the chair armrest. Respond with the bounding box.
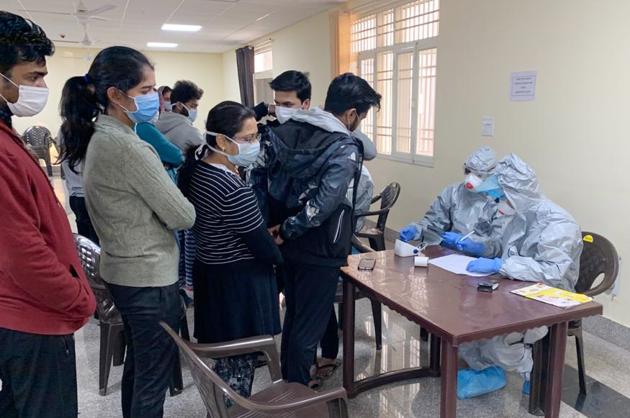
[189,335,282,381]
[352,235,375,253]
[239,387,348,414]
[355,208,389,218]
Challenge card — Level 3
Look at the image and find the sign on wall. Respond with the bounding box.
[510,71,537,101]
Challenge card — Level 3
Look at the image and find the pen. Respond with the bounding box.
[458,231,474,244]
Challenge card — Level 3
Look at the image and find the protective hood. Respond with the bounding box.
[495,154,542,212]
[276,106,376,160]
[464,146,497,177]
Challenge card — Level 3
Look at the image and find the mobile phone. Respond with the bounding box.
[477,280,499,292]
[358,258,376,271]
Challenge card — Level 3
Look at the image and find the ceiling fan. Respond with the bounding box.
[54,22,97,46]
[26,1,117,46]
[23,0,116,22]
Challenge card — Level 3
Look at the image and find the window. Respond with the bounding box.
[351,0,439,164]
[254,40,273,104]
[254,40,273,73]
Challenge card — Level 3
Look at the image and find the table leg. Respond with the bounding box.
[430,333,441,375]
[529,334,549,416]
[440,340,458,418]
[342,278,357,397]
[544,322,568,418]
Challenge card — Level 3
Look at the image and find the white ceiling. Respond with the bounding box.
[2,0,343,53]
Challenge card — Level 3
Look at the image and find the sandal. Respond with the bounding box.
[308,376,322,390]
[316,360,341,379]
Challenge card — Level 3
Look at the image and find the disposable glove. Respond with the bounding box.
[399,224,419,242]
[456,239,486,257]
[466,257,503,274]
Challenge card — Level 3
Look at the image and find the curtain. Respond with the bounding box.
[330,10,356,77]
[235,46,255,107]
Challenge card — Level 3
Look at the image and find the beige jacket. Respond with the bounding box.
[84,115,195,287]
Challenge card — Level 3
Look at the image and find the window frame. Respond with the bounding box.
[353,2,439,167]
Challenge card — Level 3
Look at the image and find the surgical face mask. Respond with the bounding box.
[464,173,483,191]
[496,199,516,217]
[347,111,362,132]
[120,91,159,124]
[207,131,261,167]
[275,105,299,124]
[163,100,172,111]
[0,73,49,117]
[182,103,197,123]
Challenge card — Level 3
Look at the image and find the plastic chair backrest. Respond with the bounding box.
[161,322,248,418]
[375,182,401,231]
[73,234,121,323]
[575,232,619,297]
[23,126,52,149]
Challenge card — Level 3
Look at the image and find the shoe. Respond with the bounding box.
[457,366,507,400]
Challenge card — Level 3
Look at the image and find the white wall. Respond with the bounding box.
[12,46,225,136]
[221,11,333,108]
[220,0,630,327]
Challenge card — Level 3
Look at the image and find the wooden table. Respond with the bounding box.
[340,247,602,418]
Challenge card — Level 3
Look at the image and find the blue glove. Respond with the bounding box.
[457,366,507,399]
[440,231,463,249]
[399,224,419,242]
[466,257,503,274]
[456,238,486,257]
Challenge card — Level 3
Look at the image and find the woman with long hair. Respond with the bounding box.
[61,46,195,417]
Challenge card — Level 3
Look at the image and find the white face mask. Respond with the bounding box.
[182,103,197,123]
[464,173,483,191]
[0,73,49,117]
[275,105,299,124]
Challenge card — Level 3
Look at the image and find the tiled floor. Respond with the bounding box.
[50,175,630,418]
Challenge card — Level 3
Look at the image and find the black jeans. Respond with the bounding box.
[280,261,340,385]
[69,196,99,244]
[107,282,182,418]
[0,328,78,418]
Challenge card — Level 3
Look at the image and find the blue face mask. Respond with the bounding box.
[122,91,159,124]
[206,131,261,167]
[475,174,505,200]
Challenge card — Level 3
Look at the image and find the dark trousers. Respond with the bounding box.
[320,308,340,360]
[69,196,99,245]
[280,261,340,385]
[107,282,182,418]
[0,328,78,418]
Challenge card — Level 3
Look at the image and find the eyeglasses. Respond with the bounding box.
[233,133,261,144]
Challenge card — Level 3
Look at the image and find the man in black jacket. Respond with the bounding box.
[266,73,381,385]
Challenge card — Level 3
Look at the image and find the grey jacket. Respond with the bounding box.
[83,115,195,287]
[155,112,204,154]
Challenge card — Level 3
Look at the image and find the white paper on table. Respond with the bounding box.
[428,254,488,277]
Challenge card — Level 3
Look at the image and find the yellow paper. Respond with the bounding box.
[511,283,592,308]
